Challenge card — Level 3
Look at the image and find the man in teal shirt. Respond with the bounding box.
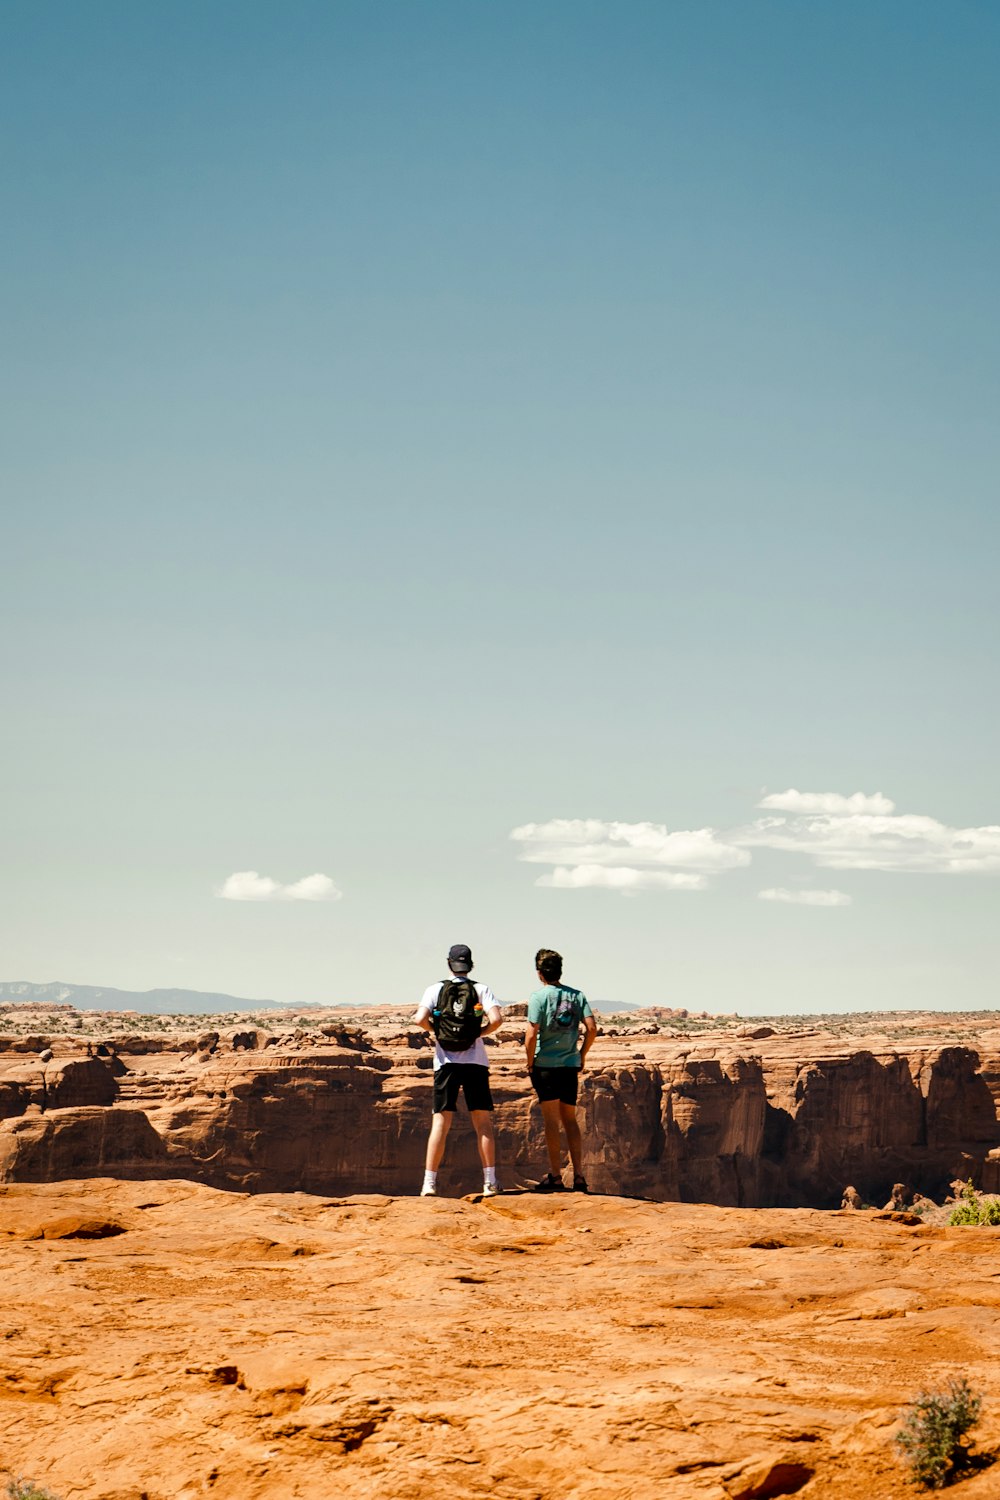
[525,947,597,1192]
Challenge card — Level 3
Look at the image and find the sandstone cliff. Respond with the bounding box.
[1,1011,998,1206]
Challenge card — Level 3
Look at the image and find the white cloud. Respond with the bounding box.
[281,873,342,902]
[758,887,852,907]
[217,870,342,902]
[736,794,1000,875]
[512,790,1000,897]
[537,865,708,892]
[511,819,749,874]
[758,789,895,816]
[218,871,281,901]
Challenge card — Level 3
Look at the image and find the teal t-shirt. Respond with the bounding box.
[528,985,592,1069]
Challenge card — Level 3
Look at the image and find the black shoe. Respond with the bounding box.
[533,1173,566,1193]
[572,1175,589,1193]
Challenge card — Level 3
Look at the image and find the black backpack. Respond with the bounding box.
[431,978,484,1050]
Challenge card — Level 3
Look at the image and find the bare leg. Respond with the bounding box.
[469,1109,496,1169]
[560,1103,583,1177]
[540,1099,564,1177]
[425,1111,452,1171]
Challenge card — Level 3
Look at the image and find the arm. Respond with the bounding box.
[578,1014,598,1068]
[481,1005,503,1037]
[475,984,503,1038]
[413,984,437,1035]
[525,1021,540,1071]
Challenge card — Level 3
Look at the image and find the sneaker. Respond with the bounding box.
[481,1182,499,1197]
[572,1175,589,1194]
[533,1173,566,1193]
[420,1185,437,1197]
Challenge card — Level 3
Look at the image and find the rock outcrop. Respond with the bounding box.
[0,1057,117,1121]
[0,1105,170,1182]
[759,1044,1000,1206]
[664,1053,766,1205]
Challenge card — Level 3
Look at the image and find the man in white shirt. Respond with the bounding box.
[413,943,503,1197]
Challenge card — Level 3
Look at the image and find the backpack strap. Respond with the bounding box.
[441,976,476,995]
[436,977,478,1008]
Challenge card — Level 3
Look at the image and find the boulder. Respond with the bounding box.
[881,1182,910,1211]
[981,1148,1000,1194]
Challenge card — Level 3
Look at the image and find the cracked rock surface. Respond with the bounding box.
[2,1179,999,1499]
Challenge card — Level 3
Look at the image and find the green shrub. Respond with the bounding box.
[7,1480,63,1500]
[895,1377,983,1488]
[948,1181,1000,1227]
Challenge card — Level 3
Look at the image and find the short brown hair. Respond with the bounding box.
[535,948,563,984]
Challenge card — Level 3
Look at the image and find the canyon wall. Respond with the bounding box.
[1,1017,999,1206]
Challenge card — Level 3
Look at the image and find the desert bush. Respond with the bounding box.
[948,1182,1000,1227]
[7,1480,63,1500]
[895,1376,983,1488]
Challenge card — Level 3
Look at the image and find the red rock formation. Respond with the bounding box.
[982,1148,1000,1193]
[663,1052,766,1205]
[760,1046,1000,1206]
[0,1106,169,1181]
[0,1018,998,1206]
[587,1062,677,1198]
[761,1051,924,1206]
[152,1047,402,1193]
[0,1056,116,1120]
[916,1046,999,1151]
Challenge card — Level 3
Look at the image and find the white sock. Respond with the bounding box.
[423,1170,437,1191]
[483,1166,497,1187]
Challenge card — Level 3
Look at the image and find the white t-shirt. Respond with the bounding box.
[414,979,502,1070]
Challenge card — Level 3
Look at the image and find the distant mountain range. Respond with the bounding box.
[0,981,641,1017]
[0,981,290,1016]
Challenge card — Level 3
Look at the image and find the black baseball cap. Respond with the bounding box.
[447,943,473,975]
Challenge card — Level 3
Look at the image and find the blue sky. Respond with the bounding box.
[3,2,998,1011]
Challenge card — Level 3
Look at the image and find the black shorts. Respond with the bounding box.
[530,1066,579,1106]
[433,1063,494,1114]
